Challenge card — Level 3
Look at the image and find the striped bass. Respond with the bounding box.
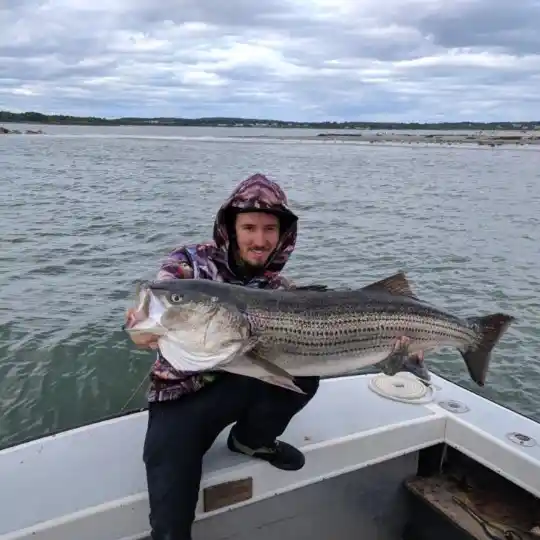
[124,272,515,393]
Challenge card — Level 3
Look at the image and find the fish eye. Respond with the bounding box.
[169,293,183,303]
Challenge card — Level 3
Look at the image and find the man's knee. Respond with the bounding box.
[271,375,320,415]
[295,375,320,401]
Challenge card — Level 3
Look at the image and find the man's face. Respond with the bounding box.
[234,211,280,267]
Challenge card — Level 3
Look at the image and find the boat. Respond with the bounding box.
[1,370,539,540]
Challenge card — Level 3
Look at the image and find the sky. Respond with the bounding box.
[1,0,540,122]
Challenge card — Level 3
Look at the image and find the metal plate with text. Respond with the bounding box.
[203,477,254,512]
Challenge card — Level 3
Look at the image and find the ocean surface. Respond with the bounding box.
[1,123,539,450]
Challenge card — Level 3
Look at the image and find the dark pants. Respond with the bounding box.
[142,373,320,540]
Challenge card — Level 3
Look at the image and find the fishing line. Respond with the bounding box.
[121,367,151,411]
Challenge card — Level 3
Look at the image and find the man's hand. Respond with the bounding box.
[394,336,430,382]
[124,308,159,349]
[393,336,424,363]
[383,336,430,382]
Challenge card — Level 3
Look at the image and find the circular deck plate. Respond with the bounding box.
[438,400,470,414]
[368,373,435,404]
[506,432,537,447]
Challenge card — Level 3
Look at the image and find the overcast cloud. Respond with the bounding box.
[1,0,539,121]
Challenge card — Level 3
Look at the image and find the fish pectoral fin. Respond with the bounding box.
[257,375,306,394]
[246,350,296,381]
[220,359,306,394]
[236,349,306,394]
[362,271,419,300]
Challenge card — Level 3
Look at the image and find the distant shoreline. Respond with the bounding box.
[2,124,539,146]
[1,110,539,131]
[0,124,540,148]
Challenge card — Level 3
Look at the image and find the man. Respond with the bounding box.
[126,173,429,540]
[126,173,321,540]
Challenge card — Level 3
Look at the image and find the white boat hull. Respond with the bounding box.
[1,373,539,540]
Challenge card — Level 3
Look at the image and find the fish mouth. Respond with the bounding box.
[123,287,168,336]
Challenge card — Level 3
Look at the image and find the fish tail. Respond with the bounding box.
[460,313,515,386]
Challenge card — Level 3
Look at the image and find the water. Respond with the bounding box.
[1,124,539,450]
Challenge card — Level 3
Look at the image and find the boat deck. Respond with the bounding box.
[202,373,442,490]
[1,372,540,540]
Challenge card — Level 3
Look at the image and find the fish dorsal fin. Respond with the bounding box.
[362,271,418,299]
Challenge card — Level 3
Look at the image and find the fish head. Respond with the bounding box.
[126,279,253,371]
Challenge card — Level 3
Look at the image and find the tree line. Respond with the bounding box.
[1,110,538,130]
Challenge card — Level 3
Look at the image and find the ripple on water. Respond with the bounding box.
[0,134,539,449]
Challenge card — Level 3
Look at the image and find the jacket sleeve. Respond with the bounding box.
[156,247,195,280]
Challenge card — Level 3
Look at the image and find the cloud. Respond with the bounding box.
[1,0,539,121]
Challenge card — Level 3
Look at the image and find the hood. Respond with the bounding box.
[212,173,298,275]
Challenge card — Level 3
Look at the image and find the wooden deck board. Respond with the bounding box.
[404,450,540,539]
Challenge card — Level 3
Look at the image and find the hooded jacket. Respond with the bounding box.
[147,173,299,402]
